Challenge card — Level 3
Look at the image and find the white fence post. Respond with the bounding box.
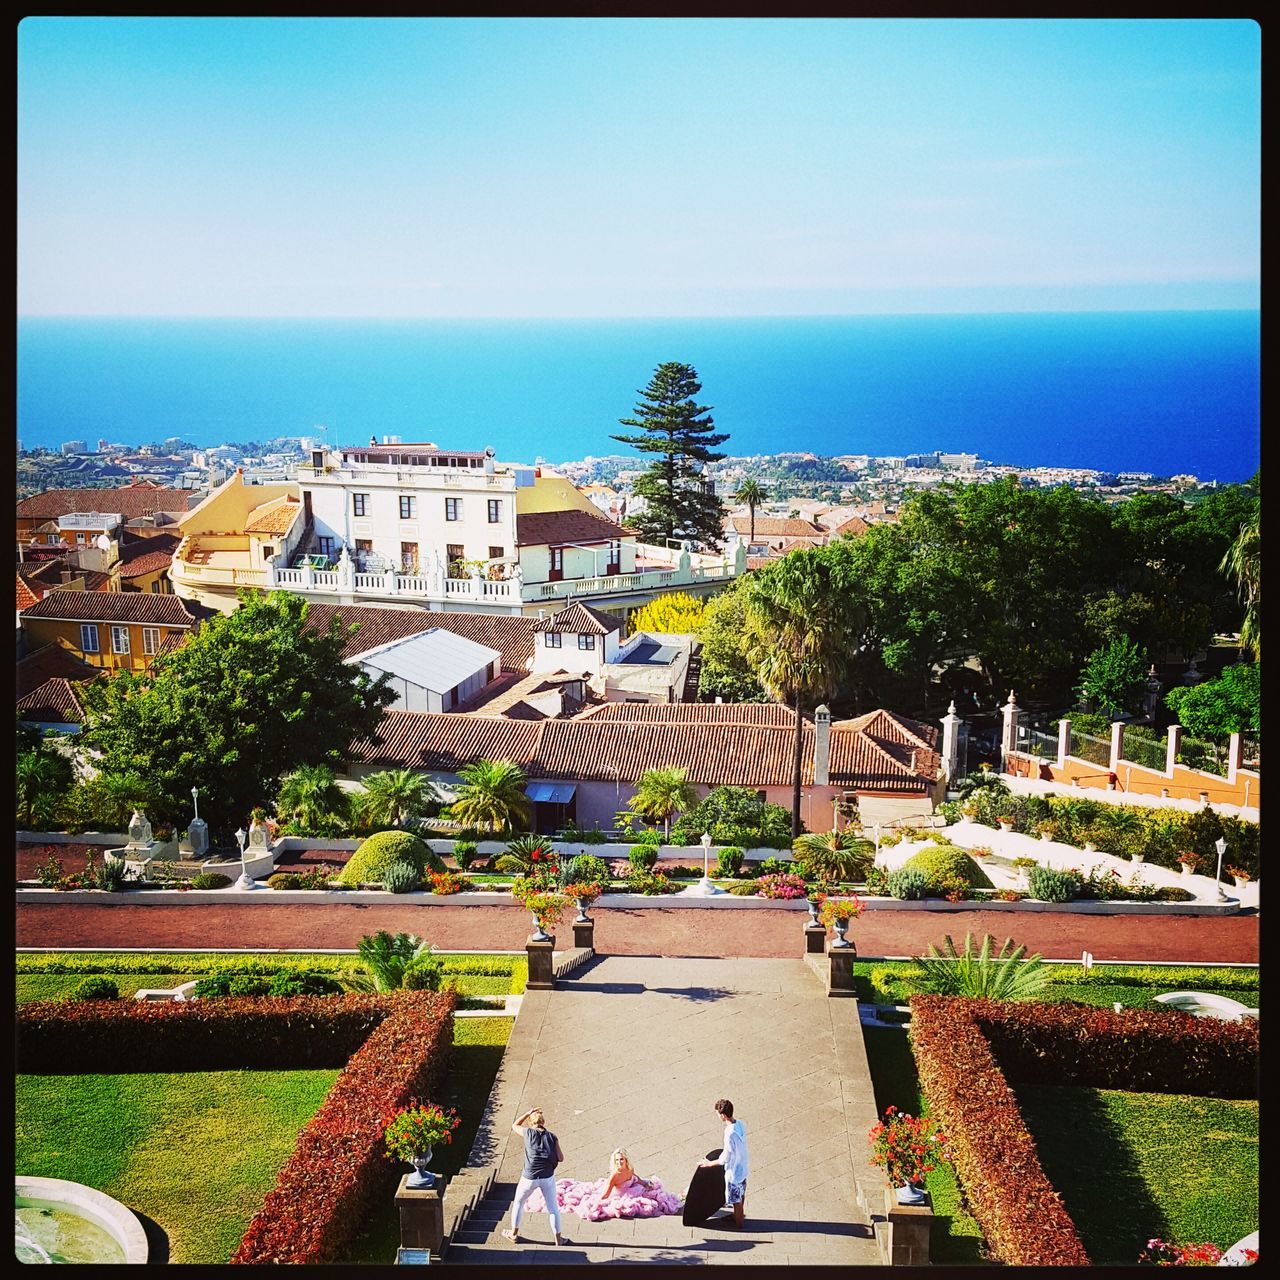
[1109,721,1125,775]
[1227,732,1243,784]
[1057,718,1070,768]
[1165,724,1183,778]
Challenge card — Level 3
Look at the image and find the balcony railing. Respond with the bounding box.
[300,465,513,489]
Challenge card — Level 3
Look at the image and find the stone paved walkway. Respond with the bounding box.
[444,956,884,1266]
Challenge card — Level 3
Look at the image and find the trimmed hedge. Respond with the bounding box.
[338,831,444,888]
[901,844,995,892]
[231,989,455,1264]
[17,952,522,978]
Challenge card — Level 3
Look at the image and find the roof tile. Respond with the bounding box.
[21,589,200,626]
[516,508,634,547]
[16,484,199,521]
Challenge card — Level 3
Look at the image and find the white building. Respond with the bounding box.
[531,601,623,677]
[348,628,501,713]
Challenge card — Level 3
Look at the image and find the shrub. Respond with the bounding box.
[864,864,890,896]
[755,872,808,899]
[191,871,233,891]
[935,874,972,902]
[381,861,422,894]
[792,831,875,885]
[94,857,130,892]
[558,853,611,889]
[886,867,930,900]
[728,881,759,896]
[34,852,65,889]
[268,971,344,998]
[452,840,480,870]
[1011,856,1038,869]
[427,871,470,895]
[669,784,794,846]
[625,870,681,895]
[494,834,554,876]
[757,856,798,876]
[901,845,995,893]
[714,846,744,877]
[628,844,659,872]
[66,976,119,1002]
[339,831,442,887]
[402,956,445,991]
[268,872,304,890]
[1153,885,1196,902]
[908,933,1050,1000]
[1026,866,1079,903]
[229,976,272,998]
[357,932,432,992]
[993,889,1023,902]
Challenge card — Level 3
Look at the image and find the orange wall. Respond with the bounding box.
[1007,753,1259,810]
[21,617,187,672]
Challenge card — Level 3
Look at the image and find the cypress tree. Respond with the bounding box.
[612,361,729,550]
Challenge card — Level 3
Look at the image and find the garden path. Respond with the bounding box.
[444,955,884,1266]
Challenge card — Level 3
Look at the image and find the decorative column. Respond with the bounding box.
[804,920,826,954]
[1166,724,1183,777]
[263,555,278,589]
[336,546,354,591]
[827,944,857,997]
[1226,733,1244,784]
[814,704,832,787]
[572,916,595,951]
[395,1176,444,1260]
[1109,721,1125,774]
[998,691,1018,773]
[1057,717,1071,768]
[939,701,962,785]
[384,564,399,596]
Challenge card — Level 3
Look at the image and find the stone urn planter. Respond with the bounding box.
[895,1181,927,1206]
[996,818,1016,833]
[831,918,853,949]
[405,1149,437,1190]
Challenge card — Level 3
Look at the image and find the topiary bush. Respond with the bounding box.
[559,853,611,888]
[628,844,659,872]
[1026,866,1079,903]
[192,871,233,890]
[728,881,759,896]
[452,840,479,869]
[886,867,930,900]
[381,860,422,894]
[714,847,744,877]
[339,830,443,887]
[66,976,119,1002]
[268,872,304,890]
[901,844,995,893]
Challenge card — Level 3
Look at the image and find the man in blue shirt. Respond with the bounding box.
[700,1098,749,1228]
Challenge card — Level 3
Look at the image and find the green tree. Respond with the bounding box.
[16,747,74,829]
[450,759,531,833]
[1075,636,1149,718]
[627,766,698,839]
[78,590,394,840]
[356,768,435,830]
[734,478,769,544]
[1164,663,1260,741]
[627,591,708,637]
[697,580,765,702]
[612,362,729,550]
[745,545,864,834]
[277,764,352,835]
[1220,502,1260,658]
[66,770,155,832]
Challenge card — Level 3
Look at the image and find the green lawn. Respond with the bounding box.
[1016,1085,1258,1265]
[15,1068,338,1263]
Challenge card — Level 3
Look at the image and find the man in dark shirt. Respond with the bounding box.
[501,1107,568,1246]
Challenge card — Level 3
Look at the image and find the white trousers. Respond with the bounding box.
[511,1175,561,1235]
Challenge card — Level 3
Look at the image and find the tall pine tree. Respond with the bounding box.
[612,362,729,550]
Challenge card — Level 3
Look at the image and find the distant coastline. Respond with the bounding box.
[17,311,1260,482]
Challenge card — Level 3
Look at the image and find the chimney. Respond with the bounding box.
[814,704,831,787]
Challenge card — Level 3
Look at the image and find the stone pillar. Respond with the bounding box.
[264,555,278,588]
[884,1196,933,1266]
[814,704,832,787]
[998,691,1018,773]
[1057,717,1071,768]
[828,945,856,997]
[1166,724,1182,777]
[940,701,962,784]
[336,546,354,590]
[1226,732,1243,784]
[395,1177,445,1258]
[804,922,827,954]
[525,937,555,990]
[1109,721,1125,774]
[572,918,595,951]
[301,560,314,589]
[384,565,399,595]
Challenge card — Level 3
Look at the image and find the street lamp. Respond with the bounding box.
[1214,836,1228,902]
[235,826,258,891]
[690,831,724,897]
[191,787,199,821]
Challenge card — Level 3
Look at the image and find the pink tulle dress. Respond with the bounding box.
[525,1174,684,1222]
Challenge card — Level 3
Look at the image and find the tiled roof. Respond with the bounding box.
[578,702,795,726]
[244,496,303,535]
[829,515,870,538]
[300,603,536,671]
[16,677,86,723]
[16,644,99,698]
[515,508,634,547]
[16,483,199,521]
[16,573,41,610]
[351,704,937,791]
[533,601,621,635]
[119,533,181,579]
[729,516,826,538]
[21,589,200,627]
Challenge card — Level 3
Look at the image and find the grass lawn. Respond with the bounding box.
[339,1016,515,1263]
[15,1068,338,1263]
[860,1027,990,1265]
[1016,1085,1258,1264]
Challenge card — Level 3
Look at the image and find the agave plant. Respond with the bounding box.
[354,930,432,992]
[906,932,1049,1001]
[791,830,875,886]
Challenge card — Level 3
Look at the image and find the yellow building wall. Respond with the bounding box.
[21,618,186,672]
[515,475,599,516]
[178,471,298,535]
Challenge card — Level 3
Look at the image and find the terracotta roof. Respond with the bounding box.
[118,533,181,579]
[516,508,634,547]
[455,670,589,719]
[16,483,200,521]
[300,603,536,671]
[578,702,794,726]
[729,516,826,538]
[829,516,870,538]
[16,644,99,698]
[533,601,621,635]
[21,589,200,627]
[244,496,303,535]
[351,704,937,792]
[17,677,86,723]
[16,573,41,610]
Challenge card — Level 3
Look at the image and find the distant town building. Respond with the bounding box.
[60,441,87,456]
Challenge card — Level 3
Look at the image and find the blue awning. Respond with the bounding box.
[525,781,577,805]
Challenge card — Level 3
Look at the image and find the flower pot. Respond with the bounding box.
[1130,853,1143,864]
[575,898,593,923]
[997,820,1015,832]
[406,1148,437,1189]
[895,1182,926,1206]
[1232,876,1249,890]
[1180,864,1196,878]
[831,918,853,949]
[806,900,821,924]
[530,912,551,942]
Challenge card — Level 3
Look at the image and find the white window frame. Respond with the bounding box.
[445,497,462,522]
[545,631,562,648]
[142,627,161,656]
[80,623,100,654]
[111,625,131,655]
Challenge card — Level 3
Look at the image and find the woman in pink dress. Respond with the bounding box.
[526,1148,684,1222]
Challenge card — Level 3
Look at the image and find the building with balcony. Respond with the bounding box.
[170,445,743,618]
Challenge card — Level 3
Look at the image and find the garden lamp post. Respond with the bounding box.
[235,826,258,891]
[1214,836,1228,902]
[690,830,724,897]
[191,787,199,821]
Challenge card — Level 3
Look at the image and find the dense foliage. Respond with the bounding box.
[627,591,708,637]
[669,785,795,846]
[1164,662,1260,741]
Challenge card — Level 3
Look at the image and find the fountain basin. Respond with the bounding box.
[16,1177,149,1264]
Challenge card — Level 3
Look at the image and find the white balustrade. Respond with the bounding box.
[275,568,304,586]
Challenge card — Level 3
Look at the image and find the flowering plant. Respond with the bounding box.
[524,891,570,931]
[993,888,1023,902]
[868,1106,951,1186]
[563,880,602,906]
[969,845,993,859]
[818,895,864,926]
[936,875,971,903]
[1176,850,1201,870]
[1138,1238,1256,1266]
[755,872,807,900]
[382,1100,461,1162]
[1225,866,1250,883]
[428,870,471,895]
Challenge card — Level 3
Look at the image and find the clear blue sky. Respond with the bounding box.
[17,17,1260,317]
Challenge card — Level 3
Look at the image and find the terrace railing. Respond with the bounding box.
[1068,727,1111,768]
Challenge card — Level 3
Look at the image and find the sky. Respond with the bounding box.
[17,17,1260,317]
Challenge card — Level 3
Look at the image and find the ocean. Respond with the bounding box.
[15,312,1260,482]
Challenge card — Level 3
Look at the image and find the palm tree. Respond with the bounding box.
[956,768,1012,802]
[16,749,73,829]
[792,830,875,886]
[907,932,1049,1001]
[357,769,436,830]
[735,478,769,545]
[276,764,349,835]
[744,546,864,835]
[451,759,531,833]
[627,766,698,839]
[1220,505,1260,658]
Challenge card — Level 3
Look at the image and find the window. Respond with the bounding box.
[75,532,86,544]
[578,634,595,651]
[399,496,416,520]
[487,498,502,523]
[446,497,461,522]
[47,534,59,545]
[80,624,100,654]
[488,545,504,561]
[545,631,562,648]
[608,539,621,563]
[111,626,131,655]
[317,536,334,558]
[311,450,325,469]
[401,542,418,571]
[352,493,368,517]
[142,627,160,656]
[447,543,465,565]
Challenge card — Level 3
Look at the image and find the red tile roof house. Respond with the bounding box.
[345,701,943,834]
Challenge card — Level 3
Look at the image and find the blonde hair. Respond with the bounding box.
[610,1148,632,1173]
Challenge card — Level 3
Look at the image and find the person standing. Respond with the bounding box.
[502,1107,568,1247]
[699,1098,749,1227]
